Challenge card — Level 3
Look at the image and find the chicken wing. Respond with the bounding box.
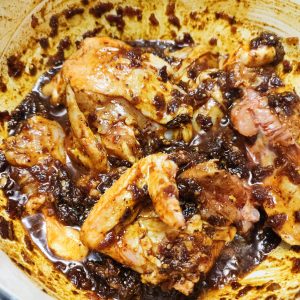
[1,116,66,167]
[231,88,300,165]
[81,153,185,250]
[81,156,239,294]
[65,85,109,172]
[99,207,235,295]
[1,116,89,261]
[44,37,192,125]
[179,160,260,233]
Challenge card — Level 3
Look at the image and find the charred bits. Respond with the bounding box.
[268,91,299,116]
[38,37,49,49]
[89,2,113,18]
[63,7,84,19]
[7,55,25,78]
[267,213,287,230]
[196,114,213,132]
[166,1,181,29]
[153,93,166,111]
[31,14,39,29]
[0,216,15,240]
[117,6,142,21]
[215,12,236,25]
[49,15,59,37]
[106,14,125,32]
[158,65,168,82]
[250,32,285,65]
[166,114,191,129]
[47,36,71,67]
[0,77,7,92]
[149,13,159,26]
[292,258,300,273]
[124,48,142,67]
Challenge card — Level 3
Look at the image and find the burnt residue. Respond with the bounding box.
[82,27,103,39]
[31,14,39,29]
[250,32,285,65]
[267,213,287,230]
[117,6,142,21]
[0,77,7,92]
[49,15,59,38]
[0,162,26,220]
[105,13,125,32]
[0,216,15,240]
[215,12,236,25]
[38,37,49,49]
[124,48,142,67]
[292,258,300,273]
[149,13,159,26]
[209,70,242,105]
[7,55,25,78]
[177,177,201,219]
[268,91,299,116]
[54,253,189,300]
[282,60,292,73]
[175,33,194,47]
[195,128,249,178]
[196,114,213,132]
[63,7,84,19]
[8,92,48,134]
[250,165,274,184]
[255,68,283,93]
[159,65,168,82]
[27,160,96,227]
[47,36,71,67]
[166,1,181,29]
[166,114,191,129]
[89,2,113,18]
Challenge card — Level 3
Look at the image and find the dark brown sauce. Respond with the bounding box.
[0,40,282,300]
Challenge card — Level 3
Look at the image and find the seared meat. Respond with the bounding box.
[2,32,299,298]
[81,155,236,294]
[1,116,66,167]
[231,88,300,165]
[65,85,109,172]
[179,160,260,233]
[44,37,192,125]
[227,36,300,245]
[81,153,185,250]
[1,116,89,261]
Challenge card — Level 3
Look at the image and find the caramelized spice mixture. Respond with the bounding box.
[1,31,299,299]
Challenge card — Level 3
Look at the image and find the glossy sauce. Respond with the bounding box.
[0,40,282,300]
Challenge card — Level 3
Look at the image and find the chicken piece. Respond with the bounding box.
[238,45,277,68]
[65,85,109,171]
[22,212,89,262]
[1,116,66,167]
[99,207,235,295]
[44,37,192,125]
[223,32,285,88]
[172,45,219,88]
[1,116,89,261]
[89,100,144,163]
[263,171,300,245]
[81,153,185,250]
[231,88,300,165]
[44,209,89,261]
[179,160,260,232]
